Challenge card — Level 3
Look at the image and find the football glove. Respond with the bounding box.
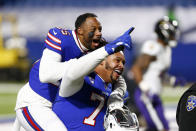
[107,90,124,112]
[105,27,134,55]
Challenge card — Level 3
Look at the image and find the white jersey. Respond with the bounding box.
[141,40,171,94]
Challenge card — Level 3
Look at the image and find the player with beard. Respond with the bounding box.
[13,12,134,131]
[53,51,127,131]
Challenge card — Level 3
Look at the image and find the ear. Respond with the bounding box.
[100,60,105,66]
[96,60,105,70]
[77,27,83,35]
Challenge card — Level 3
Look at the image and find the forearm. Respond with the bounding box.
[65,47,108,81]
[131,66,149,92]
[60,47,109,97]
[131,65,143,84]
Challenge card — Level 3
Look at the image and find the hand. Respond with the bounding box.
[105,27,134,55]
[107,90,124,112]
[113,76,127,97]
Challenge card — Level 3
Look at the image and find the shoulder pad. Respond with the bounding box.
[49,27,61,36]
[141,40,161,56]
[49,27,71,36]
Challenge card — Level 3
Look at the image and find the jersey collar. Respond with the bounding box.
[95,74,112,92]
[72,30,89,53]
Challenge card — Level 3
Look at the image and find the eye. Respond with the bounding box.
[115,59,120,63]
[90,27,96,32]
[115,58,125,65]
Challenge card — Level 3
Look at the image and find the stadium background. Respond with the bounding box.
[0,0,196,130]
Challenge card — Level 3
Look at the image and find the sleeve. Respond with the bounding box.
[141,40,161,56]
[44,27,63,55]
[39,48,69,84]
[59,47,109,97]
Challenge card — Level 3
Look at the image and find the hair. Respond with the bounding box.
[75,13,97,30]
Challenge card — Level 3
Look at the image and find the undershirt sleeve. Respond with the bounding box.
[59,47,109,97]
[39,48,68,84]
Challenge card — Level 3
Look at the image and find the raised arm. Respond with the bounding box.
[59,27,134,97]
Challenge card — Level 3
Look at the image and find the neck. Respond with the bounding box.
[77,35,85,47]
[95,66,110,83]
[75,31,89,52]
[157,39,167,47]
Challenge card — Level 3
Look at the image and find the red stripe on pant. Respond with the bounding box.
[23,107,42,131]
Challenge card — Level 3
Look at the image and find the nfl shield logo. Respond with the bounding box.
[186,95,196,111]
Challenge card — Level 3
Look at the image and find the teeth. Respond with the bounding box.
[114,69,121,75]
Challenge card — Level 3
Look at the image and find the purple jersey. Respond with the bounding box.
[53,73,113,131]
[29,27,86,102]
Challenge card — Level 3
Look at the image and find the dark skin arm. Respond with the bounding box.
[131,54,156,84]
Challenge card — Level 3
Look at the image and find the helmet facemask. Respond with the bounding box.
[104,105,139,131]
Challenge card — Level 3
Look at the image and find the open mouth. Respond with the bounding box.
[114,69,123,75]
[93,39,100,43]
[92,39,100,47]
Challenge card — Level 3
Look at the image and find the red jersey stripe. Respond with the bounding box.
[47,33,61,44]
[45,39,61,51]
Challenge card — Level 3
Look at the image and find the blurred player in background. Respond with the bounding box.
[13,11,133,131]
[125,16,179,131]
[176,83,196,131]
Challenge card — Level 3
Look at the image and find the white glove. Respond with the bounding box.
[107,90,124,112]
[113,76,127,97]
[107,76,127,112]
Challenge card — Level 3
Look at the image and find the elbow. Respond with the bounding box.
[39,72,50,83]
[39,68,56,83]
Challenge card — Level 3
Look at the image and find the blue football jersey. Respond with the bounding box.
[29,27,86,103]
[53,73,113,131]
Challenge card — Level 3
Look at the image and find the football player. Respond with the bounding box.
[53,49,136,131]
[13,12,134,131]
[126,16,179,131]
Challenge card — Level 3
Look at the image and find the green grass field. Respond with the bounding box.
[0,83,23,116]
[0,92,17,115]
[0,83,189,116]
[161,85,188,104]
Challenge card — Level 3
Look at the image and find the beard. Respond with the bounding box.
[105,61,116,84]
